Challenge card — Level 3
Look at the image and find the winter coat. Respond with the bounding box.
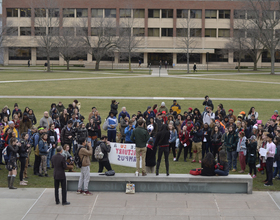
[28,114,37,125]
[170,103,181,114]
[39,139,49,156]
[202,128,211,143]
[130,127,150,148]
[158,106,168,113]
[98,141,111,162]
[110,103,118,116]
[191,129,203,143]
[78,145,92,167]
[237,136,247,156]
[60,126,74,144]
[124,125,135,143]
[39,117,53,130]
[19,139,29,158]
[224,131,238,152]
[246,141,257,164]
[146,147,156,167]
[56,104,65,114]
[143,110,155,121]
[19,119,32,135]
[77,128,88,140]
[86,123,98,137]
[120,118,128,138]
[211,132,222,145]
[107,116,117,130]
[118,111,130,123]
[179,131,190,146]
[169,129,177,143]
[47,129,58,147]
[59,114,69,129]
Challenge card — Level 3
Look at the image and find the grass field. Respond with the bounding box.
[0,67,280,191]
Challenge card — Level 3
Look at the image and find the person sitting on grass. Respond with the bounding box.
[201,152,216,176]
[214,150,229,176]
[246,135,257,178]
[61,144,74,172]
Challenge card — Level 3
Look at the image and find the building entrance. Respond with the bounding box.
[148,53,173,66]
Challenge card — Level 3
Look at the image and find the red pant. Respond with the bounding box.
[239,152,246,171]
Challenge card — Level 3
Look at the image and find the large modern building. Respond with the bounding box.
[1,0,278,68]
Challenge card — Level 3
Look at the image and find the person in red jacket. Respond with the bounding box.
[176,125,190,162]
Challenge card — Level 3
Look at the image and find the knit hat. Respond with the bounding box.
[188,107,193,111]
[8,121,14,125]
[228,109,234,112]
[239,111,246,115]
[253,125,258,130]
[275,110,278,114]
[162,111,166,114]
[250,135,257,140]
[161,102,165,106]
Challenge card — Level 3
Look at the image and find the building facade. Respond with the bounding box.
[1,0,279,68]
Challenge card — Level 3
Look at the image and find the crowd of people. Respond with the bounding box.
[1,95,280,191]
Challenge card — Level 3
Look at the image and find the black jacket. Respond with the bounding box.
[61,126,74,144]
[202,128,211,143]
[211,132,222,145]
[111,103,118,116]
[154,130,170,147]
[146,147,156,167]
[7,145,19,162]
[47,129,58,147]
[86,123,98,137]
[191,129,203,143]
[51,153,67,180]
[99,141,111,162]
[202,99,214,110]
[77,128,88,140]
[201,160,216,176]
[19,139,29,158]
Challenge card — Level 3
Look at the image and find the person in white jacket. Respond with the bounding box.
[203,107,215,125]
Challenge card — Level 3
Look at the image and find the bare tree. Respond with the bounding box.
[246,0,280,74]
[176,11,198,73]
[81,18,120,70]
[56,27,85,70]
[31,0,60,72]
[118,12,144,72]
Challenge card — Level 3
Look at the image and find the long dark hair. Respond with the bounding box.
[248,107,255,115]
[202,152,215,168]
[219,150,227,162]
[158,124,169,145]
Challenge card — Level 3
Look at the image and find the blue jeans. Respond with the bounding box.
[273,160,280,178]
[87,137,95,148]
[215,169,229,176]
[107,130,116,142]
[47,147,56,168]
[227,151,237,170]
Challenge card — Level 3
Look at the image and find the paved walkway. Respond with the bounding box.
[0,95,280,102]
[151,68,168,76]
[0,188,280,220]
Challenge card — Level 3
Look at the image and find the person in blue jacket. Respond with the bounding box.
[107,111,118,142]
[124,120,135,143]
[38,133,49,177]
[143,106,155,122]
[118,107,130,123]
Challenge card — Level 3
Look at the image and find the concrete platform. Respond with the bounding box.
[1,188,280,220]
[66,173,253,194]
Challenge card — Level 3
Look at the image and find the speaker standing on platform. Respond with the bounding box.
[51,146,70,205]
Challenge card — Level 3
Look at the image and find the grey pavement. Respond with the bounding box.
[151,68,168,76]
[0,188,280,220]
[0,95,280,102]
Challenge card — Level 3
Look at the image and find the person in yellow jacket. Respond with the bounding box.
[170,100,181,114]
[4,121,18,138]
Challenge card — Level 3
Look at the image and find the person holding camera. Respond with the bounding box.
[124,120,135,143]
[202,95,214,110]
[110,100,119,116]
[6,137,19,189]
[203,107,215,125]
[47,124,58,170]
[77,138,93,195]
[19,132,30,186]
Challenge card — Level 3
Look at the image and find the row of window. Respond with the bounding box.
[7,26,232,38]
[7,47,280,63]
[6,8,232,19]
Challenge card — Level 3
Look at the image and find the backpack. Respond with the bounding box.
[74,146,84,168]
[94,143,104,160]
[2,146,10,163]
[189,168,202,175]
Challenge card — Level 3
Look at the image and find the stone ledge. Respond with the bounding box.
[66,173,253,194]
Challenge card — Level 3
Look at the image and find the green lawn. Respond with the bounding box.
[0,69,280,191]
[1,76,280,99]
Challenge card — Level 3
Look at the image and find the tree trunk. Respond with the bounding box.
[128,53,132,72]
[271,48,275,74]
[253,60,257,71]
[47,56,51,72]
[238,59,240,72]
[187,44,189,74]
[67,60,70,70]
[95,59,100,71]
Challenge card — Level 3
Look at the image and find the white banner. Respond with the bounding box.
[108,142,142,168]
